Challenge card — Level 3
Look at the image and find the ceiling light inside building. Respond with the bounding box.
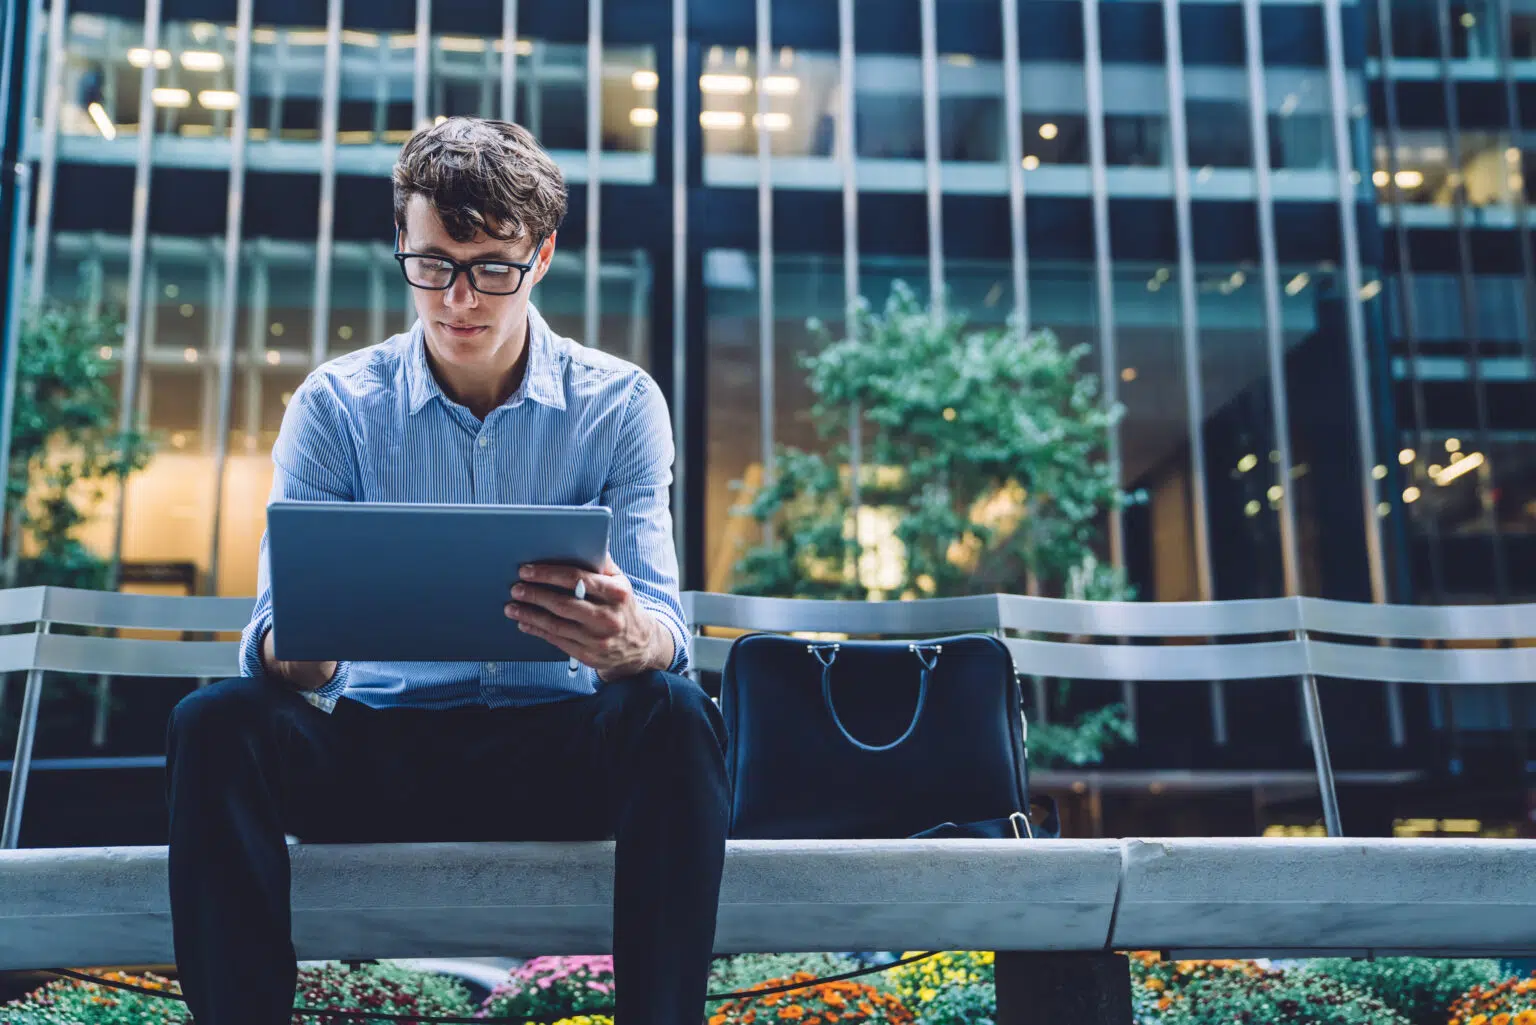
[1022,155,1040,170]
[98,346,113,360]
[1039,122,1058,140]
[753,112,791,131]
[631,69,659,91]
[700,73,753,95]
[1403,486,1422,503]
[1359,280,1382,301]
[151,87,192,108]
[1399,448,1416,465]
[1278,94,1299,117]
[762,75,800,95]
[630,108,658,127]
[1394,169,1424,189]
[438,36,485,53]
[1372,170,1390,187]
[179,303,194,317]
[1445,437,1461,452]
[183,347,198,363]
[199,90,239,110]
[127,47,172,69]
[1244,500,1261,517]
[266,350,281,365]
[180,50,224,71]
[1285,272,1310,295]
[1461,11,1476,26]
[700,110,746,129]
[1267,485,1284,501]
[1377,501,1391,517]
[1372,464,1388,480]
[1238,453,1258,473]
[1433,451,1483,485]
[1120,367,1137,382]
[87,102,116,140]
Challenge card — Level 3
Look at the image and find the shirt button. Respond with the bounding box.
[478,436,489,448]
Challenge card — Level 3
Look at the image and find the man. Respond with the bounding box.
[165,118,728,1025]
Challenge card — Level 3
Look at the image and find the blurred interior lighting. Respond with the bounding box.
[762,75,800,95]
[180,50,224,71]
[1432,452,1483,485]
[87,102,116,139]
[629,107,658,127]
[151,87,192,108]
[700,110,746,129]
[127,48,171,68]
[700,73,752,95]
[198,90,239,110]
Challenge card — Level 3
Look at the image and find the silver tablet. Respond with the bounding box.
[267,501,612,663]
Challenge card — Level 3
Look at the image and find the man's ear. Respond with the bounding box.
[531,230,557,286]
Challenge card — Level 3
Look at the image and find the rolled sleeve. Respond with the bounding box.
[603,375,690,676]
[238,375,358,712]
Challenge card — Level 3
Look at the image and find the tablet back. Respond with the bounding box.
[267,501,611,662]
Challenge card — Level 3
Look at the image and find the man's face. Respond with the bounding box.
[400,193,552,375]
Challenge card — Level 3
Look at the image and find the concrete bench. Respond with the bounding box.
[3,587,1536,1021]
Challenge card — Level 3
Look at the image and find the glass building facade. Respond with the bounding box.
[2,0,1533,841]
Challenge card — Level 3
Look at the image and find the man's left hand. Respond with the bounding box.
[505,555,673,682]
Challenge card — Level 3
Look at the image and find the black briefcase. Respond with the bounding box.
[719,632,1058,840]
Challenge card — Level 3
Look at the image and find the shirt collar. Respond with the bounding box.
[406,303,567,416]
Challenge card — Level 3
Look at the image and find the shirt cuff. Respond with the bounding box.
[655,606,691,675]
[240,612,351,713]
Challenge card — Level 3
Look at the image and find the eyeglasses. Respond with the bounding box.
[393,231,546,296]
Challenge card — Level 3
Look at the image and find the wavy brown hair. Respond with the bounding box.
[391,117,567,247]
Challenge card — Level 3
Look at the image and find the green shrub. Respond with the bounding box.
[708,952,869,997]
[1304,957,1508,1025]
[1155,966,1411,1025]
[4,970,189,1025]
[903,981,995,1025]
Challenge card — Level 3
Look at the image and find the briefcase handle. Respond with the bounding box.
[810,642,938,753]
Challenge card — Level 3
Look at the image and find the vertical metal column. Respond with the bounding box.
[25,0,64,304]
[756,0,775,519]
[310,0,342,371]
[1081,0,1123,568]
[1000,0,1028,332]
[669,0,687,579]
[1370,0,1415,748]
[1162,0,1223,744]
[1244,0,1341,835]
[107,0,165,587]
[413,0,429,129]
[1493,0,1536,372]
[584,0,602,349]
[245,246,267,447]
[501,0,518,121]
[207,0,253,595]
[838,0,861,565]
[1324,0,1392,606]
[919,0,942,315]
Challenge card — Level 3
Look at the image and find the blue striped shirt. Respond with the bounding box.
[238,304,690,713]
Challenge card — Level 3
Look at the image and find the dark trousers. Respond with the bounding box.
[165,672,730,1025]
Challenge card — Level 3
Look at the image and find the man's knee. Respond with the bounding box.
[167,676,289,753]
[619,670,724,746]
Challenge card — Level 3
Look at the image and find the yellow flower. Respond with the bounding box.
[917,988,937,1002]
[1513,1011,1536,1025]
[1144,978,1166,992]
[1471,1015,1490,1025]
[1494,1015,1512,1025]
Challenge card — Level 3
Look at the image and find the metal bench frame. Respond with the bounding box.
[3,586,1535,848]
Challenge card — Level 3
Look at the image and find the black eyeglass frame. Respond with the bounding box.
[392,229,549,296]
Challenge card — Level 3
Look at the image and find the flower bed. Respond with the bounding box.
[1447,974,1536,1025]
[479,956,615,1021]
[708,971,913,1025]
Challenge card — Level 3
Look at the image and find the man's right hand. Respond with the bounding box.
[261,629,338,692]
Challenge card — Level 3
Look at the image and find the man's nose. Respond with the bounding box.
[444,273,478,307]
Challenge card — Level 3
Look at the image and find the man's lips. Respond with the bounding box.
[441,323,487,337]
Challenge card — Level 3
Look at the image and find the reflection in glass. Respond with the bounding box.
[704,248,763,594]
[1102,65,1166,168]
[1267,69,1333,171]
[1019,64,1087,168]
[701,46,839,158]
[61,12,146,139]
[1373,129,1455,205]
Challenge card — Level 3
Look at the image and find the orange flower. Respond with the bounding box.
[711,1016,727,1025]
[1493,1014,1512,1025]
[778,1006,805,1020]
[1158,997,1173,1011]
[1144,978,1166,992]
[1471,1015,1490,1025]
[858,1001,875,1016]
